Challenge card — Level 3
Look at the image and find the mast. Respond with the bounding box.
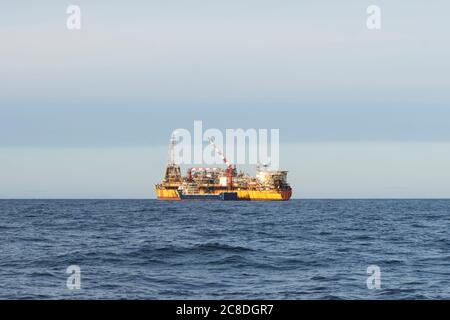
[168,133,177,165]
[163,133,182,184]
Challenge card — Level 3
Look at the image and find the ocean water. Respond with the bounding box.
[0,199,449,300]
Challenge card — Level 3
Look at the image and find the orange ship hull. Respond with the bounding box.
[154,186,291,201]
[154,187,180,200]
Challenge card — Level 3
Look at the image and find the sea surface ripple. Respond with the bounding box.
[0,199,449,299]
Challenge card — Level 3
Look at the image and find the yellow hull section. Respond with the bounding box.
[235,189,291,201]
[155,187,291,201]
[154,188,180,200]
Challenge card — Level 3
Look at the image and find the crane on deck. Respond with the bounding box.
[207,137,235,190]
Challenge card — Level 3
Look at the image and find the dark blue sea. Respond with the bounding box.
[1,199,449,299]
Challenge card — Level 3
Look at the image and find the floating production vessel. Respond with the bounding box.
[154,135,292,201]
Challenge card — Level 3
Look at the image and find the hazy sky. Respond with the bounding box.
[1,1,449,198]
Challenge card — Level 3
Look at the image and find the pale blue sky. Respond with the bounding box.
[1,1,449,198]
